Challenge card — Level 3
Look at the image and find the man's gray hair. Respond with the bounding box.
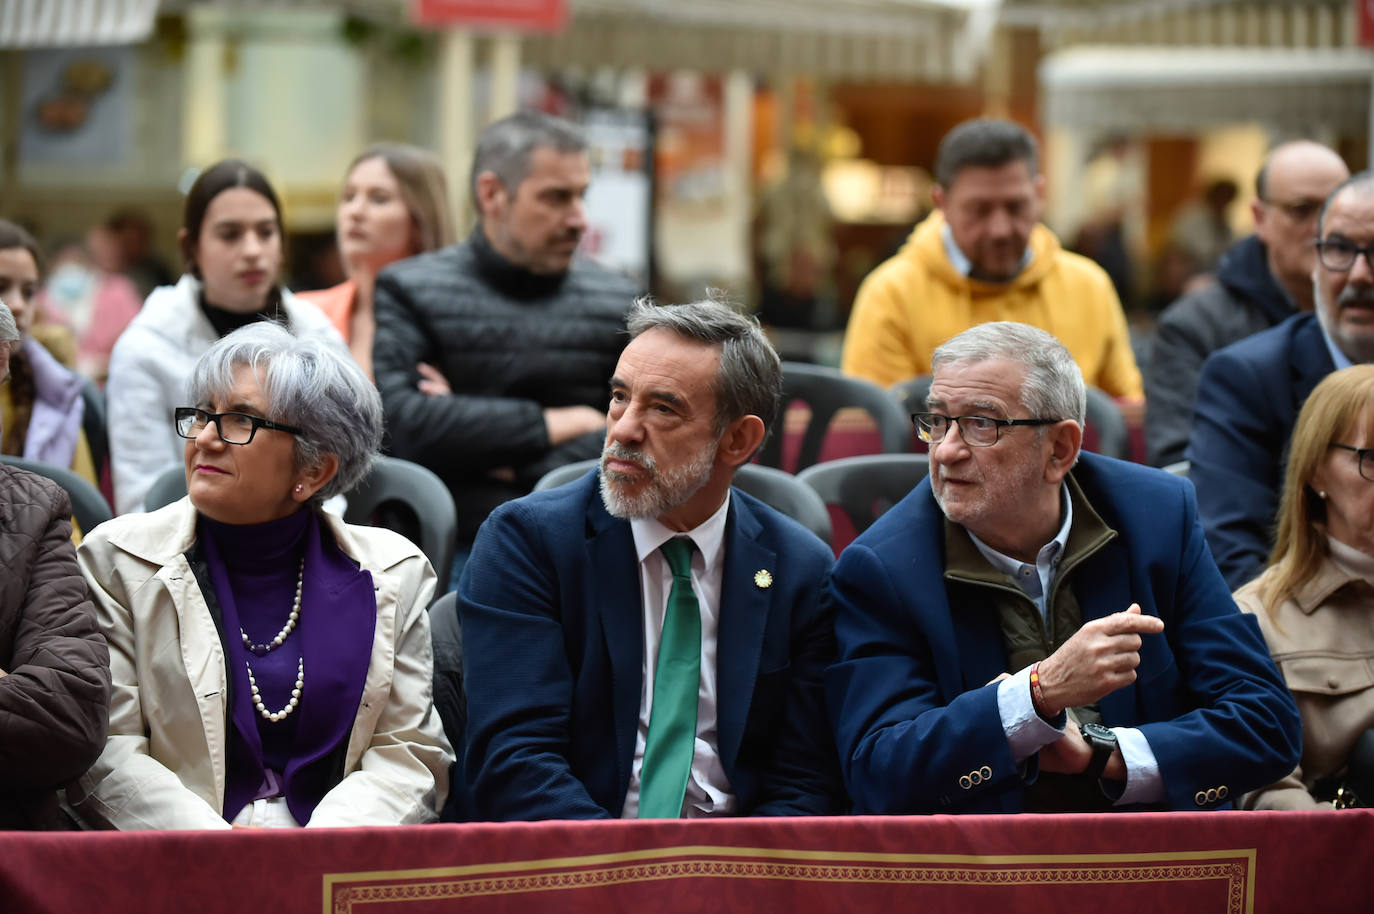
[0,299,18,345]
[626,297,782,438]
[1318,169,1374,237]
[470,110,586,203]
[187,322,382,503]
[931,322,1086,427]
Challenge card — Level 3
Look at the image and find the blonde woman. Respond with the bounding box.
[299,144,453,380]
[1237,364,1374,810]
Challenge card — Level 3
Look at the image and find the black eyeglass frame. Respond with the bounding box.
[1329,442,1374,482]
[1315,239,1374,273]
[911,412,1063,447]
[174,407,303,446]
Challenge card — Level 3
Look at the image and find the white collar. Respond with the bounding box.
[630,490,732,571]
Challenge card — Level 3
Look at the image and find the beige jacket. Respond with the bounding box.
[71,499,452,829]
[1234,547,1374,810]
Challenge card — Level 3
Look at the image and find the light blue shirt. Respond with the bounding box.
[1317,312,1355,371]
[941,221,1033,280]
[977,484,1165,805]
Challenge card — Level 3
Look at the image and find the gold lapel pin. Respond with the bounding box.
[754,569,773,589]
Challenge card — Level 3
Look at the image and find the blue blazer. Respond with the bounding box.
[457,470,844,820]
[825,453,1300,815]
[1187,312,1333,589]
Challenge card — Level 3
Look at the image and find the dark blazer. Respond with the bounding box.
[456,470,844,820]
[825,452,1301,815]
[1186,312,1333,589]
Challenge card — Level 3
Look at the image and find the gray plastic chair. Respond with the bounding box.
[144,455,457,577]
[344,455,457,577]
[429,589,467,821]
[890,375,932,416]
[758,362,913,472]
[143,464,187,512]
[797,453,930,540]
[80,380,108,478]
[534,458,833,545]
[1,455,112,533]
[1084,386,1129,460]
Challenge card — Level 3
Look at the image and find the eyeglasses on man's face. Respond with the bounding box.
[174,407,302,446]
[912,412,1061,448]
[1329,442,1374,482]
[1315,239,1374,273]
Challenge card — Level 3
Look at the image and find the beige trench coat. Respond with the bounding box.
[1234,554,1374,810]
[71,498,452,829]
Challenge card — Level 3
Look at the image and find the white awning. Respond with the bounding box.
[1039,44,1374,133]
[0,0,160,47]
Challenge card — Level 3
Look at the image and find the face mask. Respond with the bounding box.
[47,262,94,303]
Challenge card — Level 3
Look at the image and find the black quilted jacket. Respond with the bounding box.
[372,229,637,543]
[0,463,110,827]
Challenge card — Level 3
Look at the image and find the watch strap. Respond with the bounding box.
[1082,725,1117,781]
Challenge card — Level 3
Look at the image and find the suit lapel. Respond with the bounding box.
[1291,314,1336,408]
[715,494,774,774]
[585,493,644,804]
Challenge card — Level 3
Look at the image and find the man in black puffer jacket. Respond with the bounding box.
[373,112,638,587]
[1145,140,1348,467]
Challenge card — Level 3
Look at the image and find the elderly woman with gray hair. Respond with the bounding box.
[73,321,451,829]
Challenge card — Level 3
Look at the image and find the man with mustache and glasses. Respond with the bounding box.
[826,321,1298,815]
[372,111,638,590]
[453,298,843,821]
[1190,171,1374,589]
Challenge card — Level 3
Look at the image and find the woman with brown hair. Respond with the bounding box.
[1236,363,1374,809]
[106,159,341,514]
[0,218,98,488]
[299,144,454,379]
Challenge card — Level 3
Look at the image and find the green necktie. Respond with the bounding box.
[637,537,702,818]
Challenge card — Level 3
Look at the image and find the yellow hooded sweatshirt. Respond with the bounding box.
[841,211,1143,399]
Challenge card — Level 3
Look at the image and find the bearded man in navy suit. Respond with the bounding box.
[455,298,843,820]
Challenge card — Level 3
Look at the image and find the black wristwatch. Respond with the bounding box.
[1081,722,1118,781]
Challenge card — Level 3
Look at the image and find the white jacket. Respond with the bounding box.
[107,275,344,514]
[72,499,452,829]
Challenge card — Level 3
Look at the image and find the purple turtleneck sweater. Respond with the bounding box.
[200,510,309,785]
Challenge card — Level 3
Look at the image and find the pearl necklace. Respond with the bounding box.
[246,657,304,723]
[240,559,304,656]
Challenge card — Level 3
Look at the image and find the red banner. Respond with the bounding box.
[411,0,567,33]
[1,812,1371,913]
[1361,0,1374,48]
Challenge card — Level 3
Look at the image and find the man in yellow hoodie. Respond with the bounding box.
[842,119,1143,400]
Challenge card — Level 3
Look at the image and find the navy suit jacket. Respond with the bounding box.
[1187,312,1333,589]
[825,453,1300,815]
[458,470,844,820]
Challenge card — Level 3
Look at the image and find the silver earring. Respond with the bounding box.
[294,484,303,494]
[1318,490,1327,499]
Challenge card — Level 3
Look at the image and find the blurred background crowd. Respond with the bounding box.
[3,0,1371,373]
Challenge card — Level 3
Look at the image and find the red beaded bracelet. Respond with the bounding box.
[1029,661,1047,714]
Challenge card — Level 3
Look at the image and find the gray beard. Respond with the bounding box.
[599,440,718,521]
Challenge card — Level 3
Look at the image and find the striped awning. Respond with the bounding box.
[0,0,161,46]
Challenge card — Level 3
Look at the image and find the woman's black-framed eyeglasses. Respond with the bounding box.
[174,407,302,446]
[1329,442,1374,482]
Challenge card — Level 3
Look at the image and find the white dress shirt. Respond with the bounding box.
[620,492,738,818]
